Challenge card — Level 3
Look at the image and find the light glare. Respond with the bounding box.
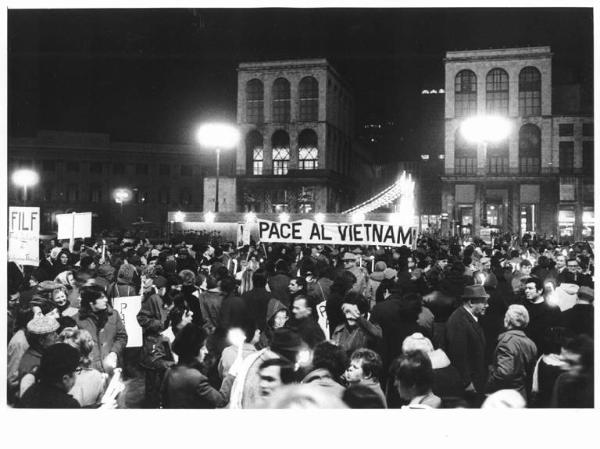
[197,123,240,149]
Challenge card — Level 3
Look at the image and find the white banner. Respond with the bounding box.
[258,219,416,248]
[56,212,92,240]
[113,296,143,348]
[8,207,40,266]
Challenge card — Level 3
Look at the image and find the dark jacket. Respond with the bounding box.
[137,292,169,369]
[17,382,81,408]
[521,299,561,351]
[198,289,223,332]
[445,306,487,393]
[218,293,248,331]
[242,287,272,331]
[560,303,594,337]
[160,363,235,408]
[486,329,538,399]
[73,306,128,372]
[286,316,325,348]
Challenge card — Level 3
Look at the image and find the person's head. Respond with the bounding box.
[288,277,306,295]
[26,315,60,350]
[167,307,194,335]
[59,251,70,265]
[272,309,289,329]
[311,341,348,382]
[555,255,567,270]
[15,307,35,331]
[292,296,312,320]
[252,269,268,289]
[392,351,434,401]
[519,259,532,276]
[402,332,434,355]
[523,277,544,302]
[79,285,109,313]
[51,286,69,308]
[172,323,208,365]
[58,327,94,368]
[566,258,580,274]
[342,253,357,269]
[342,384,386,409]
[31,297,60,320]
[504,304,530,330]
[269,328,304,363]
[219,276,238,296]
[375,278,398,303]
[437,256,448,270]
[345,348,382,385]
[178,269,196,287]
[36,343,81,391]
[258,358,297,398]
[461,285,489,318]
[341,291,369,327]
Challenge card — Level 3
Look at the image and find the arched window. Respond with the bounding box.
[246,79,264,124]
[519,67,541,116]
[299,76,319,121]
[272,130,290,175]
[487,138,509,175]
[455,70,477,117]
[245,131,264,175]
[486,68,509,115]
[454,129,477,175]
[519,124,541,174]
[298,129,319,170]
[272,78,291,123]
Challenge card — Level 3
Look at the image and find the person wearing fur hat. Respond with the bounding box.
[73,285,128,373]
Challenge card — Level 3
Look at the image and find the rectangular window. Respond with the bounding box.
[582,123,594,137]
[159,164,170,176]
[89,162,102,174]
[66,161,79,172]
[558,207,575,237]
[455,93,477,118]
[559,178,576,201]
[136,164,149,175]
[299,147,319,170]
[113,163,125,175]
[559,141,574,174]
[487,156,509,175]
[559,124,574,137]
[90,186,102,203]
[181,165,193,176]
[582,141,594,175]
[272,148,290,175]
[454,157,477,175]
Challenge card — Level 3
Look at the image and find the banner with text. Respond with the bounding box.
[8,207,40,266]
[113,296,142,347]
[258,219,416,248]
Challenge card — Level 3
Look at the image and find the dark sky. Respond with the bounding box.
[8,8,594,145]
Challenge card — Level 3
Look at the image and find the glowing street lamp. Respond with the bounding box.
[12,168,39,204]
[197,122,240,213]
[460,115,512,174]
[113,188,132,214]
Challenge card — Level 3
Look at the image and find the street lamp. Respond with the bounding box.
[114,188,132,214]
[12,168,39,204]
[197,122,240,213]
[460,115,512,174]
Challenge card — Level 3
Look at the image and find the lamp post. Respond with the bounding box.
[197,122,240,213]
[12,168,39,205]
[114,188,132,214]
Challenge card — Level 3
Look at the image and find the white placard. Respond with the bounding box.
[8,207,40,266]
[56,212,92,240]
[113,296,143,348]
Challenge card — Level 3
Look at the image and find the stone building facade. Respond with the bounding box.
[235,59,372,214]
[441,46,594,240]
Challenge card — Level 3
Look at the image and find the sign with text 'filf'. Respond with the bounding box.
[8,207,40,266]
[258,219,416,248]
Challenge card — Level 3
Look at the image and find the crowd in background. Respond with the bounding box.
[6,232,594,408]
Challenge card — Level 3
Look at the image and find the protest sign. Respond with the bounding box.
[113,296,143,347]
[56,212,92,240]
[8,206,40,266]
[257,219,416,248]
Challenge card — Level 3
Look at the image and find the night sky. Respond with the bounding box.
[8,8,594,146]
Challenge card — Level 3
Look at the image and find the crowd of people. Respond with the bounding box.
[6,232,594,408]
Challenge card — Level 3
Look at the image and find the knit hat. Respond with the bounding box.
[383,268,397,280]
[27,315,59,334]
[342,253,357,261]
[118,263,136,283]
[374,261,387,272]
[578,286,594,303]
[402,332,434,354]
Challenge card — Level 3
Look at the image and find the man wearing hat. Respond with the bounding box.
[445,284,488,396]
[560,285,594,337]
[17,343,82,408]
[342,252,368,296]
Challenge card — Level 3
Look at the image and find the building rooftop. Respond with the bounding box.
[445,46,552,61]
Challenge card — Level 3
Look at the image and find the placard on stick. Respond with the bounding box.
[8,206,40,266]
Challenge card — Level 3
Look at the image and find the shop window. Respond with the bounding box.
[558,207,575,238]
[582,207,594,240]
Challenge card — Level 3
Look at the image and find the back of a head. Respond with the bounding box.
[392,350,434,396]
[220,276,238,295]
[342,384,385,409]
[311,341,348,381]
[505,304,530,330]
[172,323,206,364]
[266,384,348,409]
[37,343,80,384]
[402,332,434,355]
[252,269,268,289]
